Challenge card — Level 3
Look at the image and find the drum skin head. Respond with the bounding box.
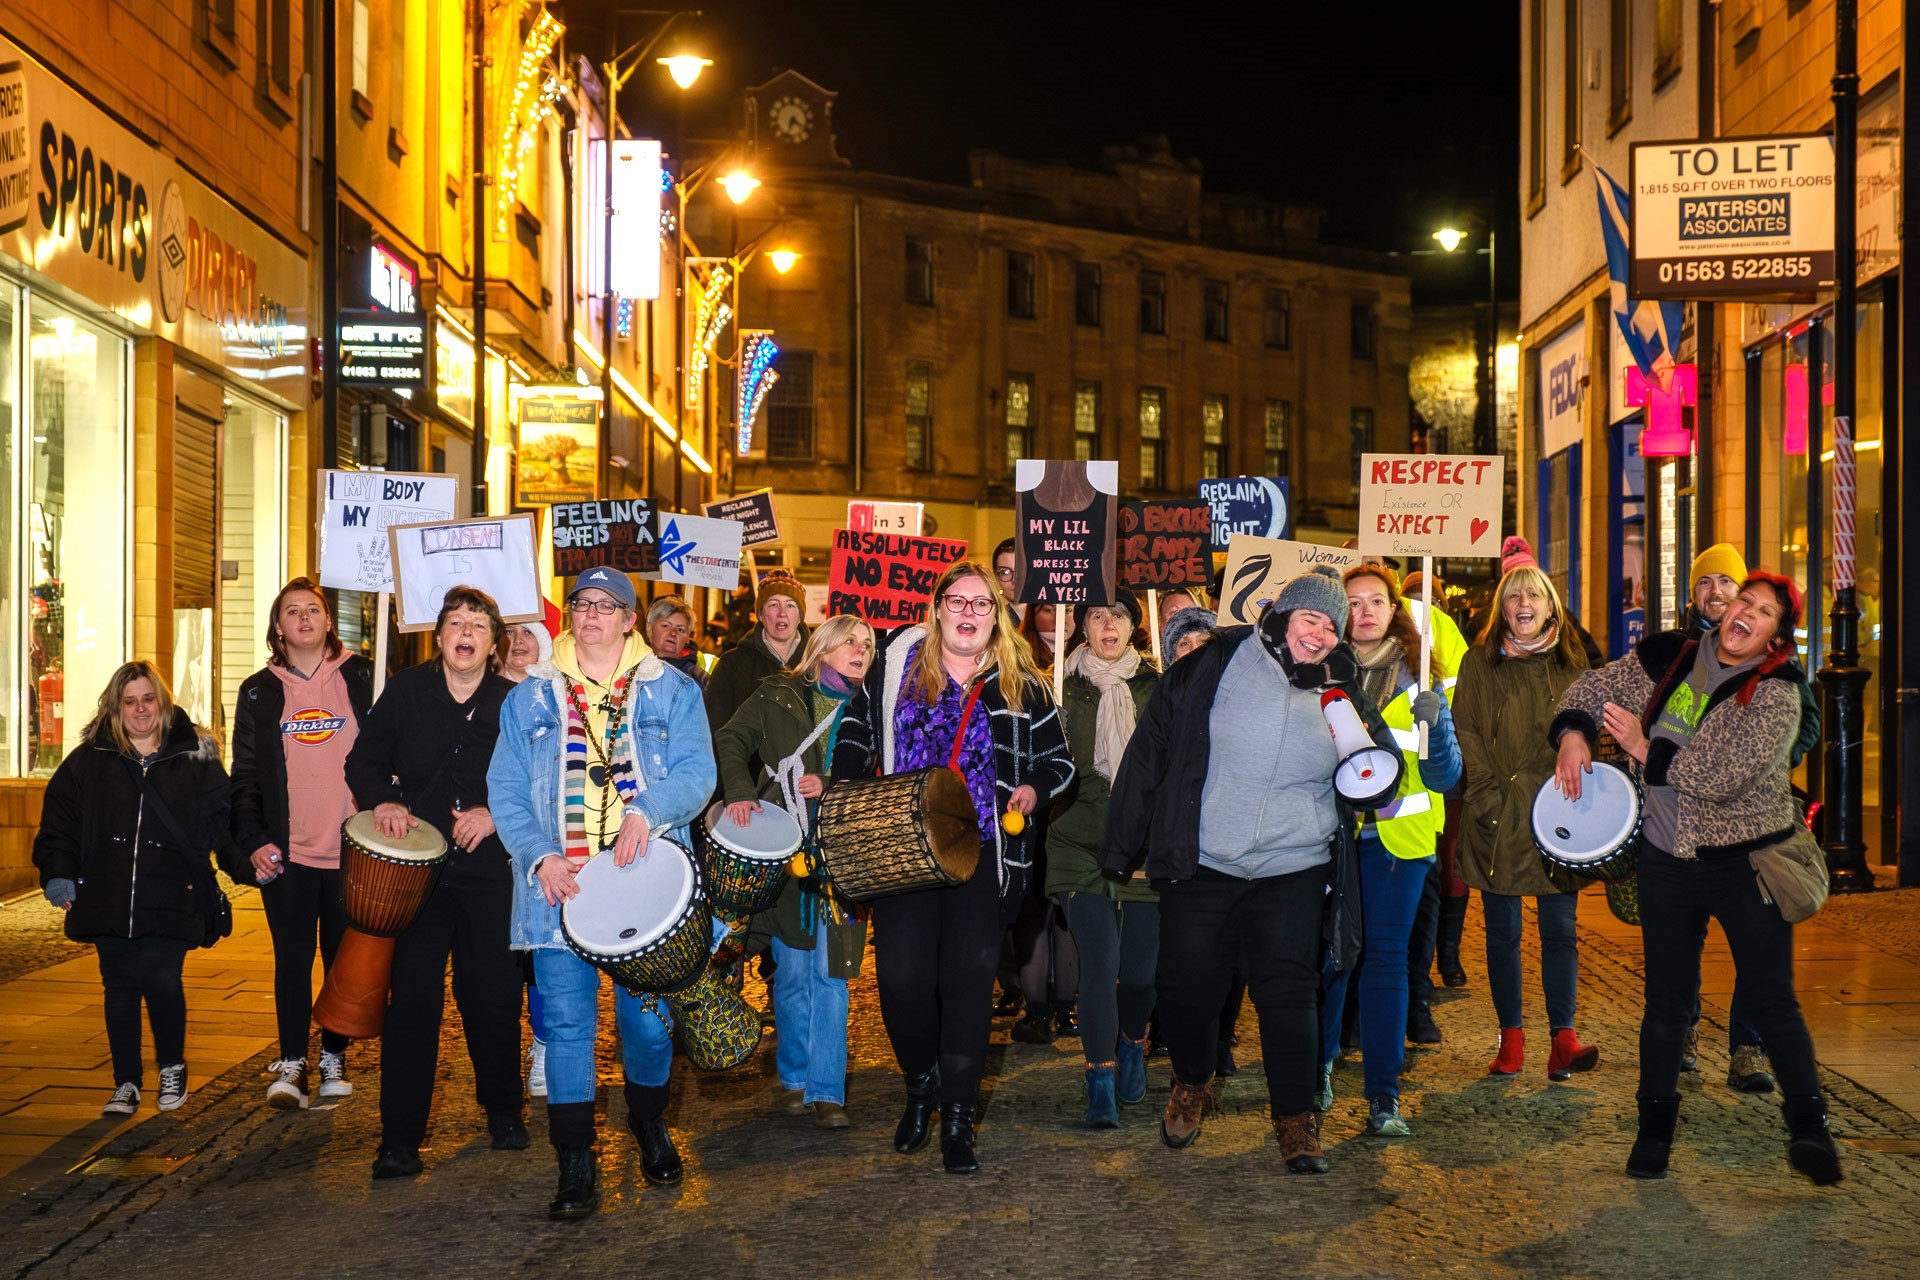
[1532,762,1641,863]
[922,768,984,878]
[343,811,448,861]
[703,802,802,860]
[565,838,696,950]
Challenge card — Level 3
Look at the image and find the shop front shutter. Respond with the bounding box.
[173,375,222,611]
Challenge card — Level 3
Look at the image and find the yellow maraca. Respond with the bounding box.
[788,850,813,878]
[1001,805,1026,836]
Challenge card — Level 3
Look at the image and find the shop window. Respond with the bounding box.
[768,351,815,460]
[1074,381,1101,463]
[1004,372,1034,472]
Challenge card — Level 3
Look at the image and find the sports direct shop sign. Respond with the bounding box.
[1630,136,1835,300]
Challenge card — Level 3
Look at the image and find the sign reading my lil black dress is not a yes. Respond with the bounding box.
[1013,459,1120,605]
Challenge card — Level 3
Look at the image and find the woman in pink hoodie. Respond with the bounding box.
[230,578,375,1110]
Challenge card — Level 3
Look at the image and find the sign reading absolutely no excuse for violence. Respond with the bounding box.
[1357,454,1505,559]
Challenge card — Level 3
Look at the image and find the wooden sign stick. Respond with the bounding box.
[374,591,391,700]
[1147,589,1164,666]
[1052,605,1067,706]
[1418,556,1433,761]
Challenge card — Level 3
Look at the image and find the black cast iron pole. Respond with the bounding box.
[471,0,490,519]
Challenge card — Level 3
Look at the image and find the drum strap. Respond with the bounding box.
[950,679,987,773]
[775,709,844,838]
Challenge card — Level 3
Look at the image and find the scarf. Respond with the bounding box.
[555,632,651,867]
[1064,644,1142,781]
[1351,636,1404,711]
[1501,618,1561,660]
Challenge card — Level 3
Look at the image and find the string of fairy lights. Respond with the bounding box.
[687,264,734,413]
[495,7,565,240]
[736,330,780,454]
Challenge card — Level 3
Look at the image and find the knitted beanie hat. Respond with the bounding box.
[1500,536,1538,574]
[1270,566,1351,634]
[756,568,806,612]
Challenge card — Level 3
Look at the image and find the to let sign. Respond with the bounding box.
[1630,135,1835,300]
[1357,453,1505,559]
[550,499,658,578]
[1118,500,1211,590]
[828,528,969,627]
[703,488,781,548]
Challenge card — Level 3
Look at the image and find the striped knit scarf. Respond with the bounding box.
[561,668,639,867]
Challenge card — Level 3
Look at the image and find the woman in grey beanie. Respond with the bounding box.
[1161,607,1218,665]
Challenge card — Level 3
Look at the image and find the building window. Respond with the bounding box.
[200,0,238,67]
[351,0,370,98]
[1004,373,1034,472]
[264,0,293,94]
[1609,0,1632,134]
[1351,303,1376,360]
[905,360,934,469]
[1074,381,1102,462]
[1264,399,1291,476]
[1074,261,1101,327]
[1527,0,1545,213]
[1139,270,1167,335]
[389,0,408,119]
[1264,287,1291,349]
[768,351,815,460]
[1202,280,1230,343]
[1350,407,1376,500]
[1654,0,1683,87]
[1561,0,1581,181]
[1007,251,1036,320]
[1201,394,1228,478]
[1138,387,1166,490]
[905,237,934,306]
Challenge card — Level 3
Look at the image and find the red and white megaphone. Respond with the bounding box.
[1320,689,1404,809]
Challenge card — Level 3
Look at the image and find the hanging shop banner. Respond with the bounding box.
[514,395,602,506]
[656,512,745,591]
[848,500,924,536]
[337,309,427,388]
[1013,459,1119,605]
[1196,476,1290,553]
[827,528,970,627]
[1357,453,1506,560]
[1118,499,1212,590]
[1629,135,1835,300]
[317,468,460,594]
[387,513,543,632]
[550,499,658,578]
[703,488,781,548]
[1540,321,1586,457]
[1218,536,1362,625]
[608,139,664,299]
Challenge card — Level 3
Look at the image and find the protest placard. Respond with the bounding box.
[704,489,781,548]
[550,499,658,578]
[657,513,745,591]
[827,528,970,626]
[1197,475,1290,552]
[1118,499,1212,590]
[1217,536,1363,625]
[1356,453,1505,559]
[317,469,461,594]
[847,500,924,536]
[387,513,543,632]
[1013,459,1119,605]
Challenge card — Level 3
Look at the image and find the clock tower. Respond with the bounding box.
[743,71,848,168]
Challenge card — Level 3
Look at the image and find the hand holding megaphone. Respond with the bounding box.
[1321,689,1403,809]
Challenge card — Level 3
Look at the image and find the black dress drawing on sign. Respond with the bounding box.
[1017,461,1116,605]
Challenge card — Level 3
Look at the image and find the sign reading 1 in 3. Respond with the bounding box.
[1630,135,1835,300]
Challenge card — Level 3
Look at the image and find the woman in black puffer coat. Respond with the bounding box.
[33,661,233,1119]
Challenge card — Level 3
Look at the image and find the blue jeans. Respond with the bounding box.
[532,947,674,1106]
[1482,891,1579,1031]
[1319,839,1433,1099]
[771,920,851,1106]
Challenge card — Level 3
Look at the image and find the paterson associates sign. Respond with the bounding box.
[1630,135,1835,301]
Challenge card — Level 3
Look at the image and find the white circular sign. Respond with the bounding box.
[155,181,187,325]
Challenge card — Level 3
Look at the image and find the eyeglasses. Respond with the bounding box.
[993,566,1016,580]
[942,596,996,617]
[569,598,624,616]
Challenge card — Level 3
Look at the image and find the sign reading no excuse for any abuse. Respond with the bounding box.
[1630,135,1835,300]
[828,528,970,626]
[1357,454,1505,559]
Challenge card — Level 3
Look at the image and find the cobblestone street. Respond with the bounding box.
[3,881,1919,1279]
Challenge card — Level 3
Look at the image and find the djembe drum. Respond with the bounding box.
[313,812,450,1039]
[815,767,981,903]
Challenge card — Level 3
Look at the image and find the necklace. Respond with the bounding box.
[564,668,634,850]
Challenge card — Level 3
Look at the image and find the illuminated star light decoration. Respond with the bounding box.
[494,8,565,239]
[686,265,733,412]
[616,297,635,339]
[659,166,678,237]
[736,330,780,454]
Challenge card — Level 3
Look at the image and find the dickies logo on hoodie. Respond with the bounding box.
[282,707,348,745]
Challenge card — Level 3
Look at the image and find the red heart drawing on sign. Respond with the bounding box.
[1470,518,1490,544]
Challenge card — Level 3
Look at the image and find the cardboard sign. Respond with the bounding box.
[803,583,831,625]
[551,499,658,578]
[514,395,601,507]
[1119,499,1212,590]
[1357,453,1506,559]
[1013,459,1119,605]
[704,488,781,548]
[1198,476,1290,552]
[387,514,543,632]
[317,469,460,594]
[828,528,970,627]
[848,500,924,536]
[1218,536,1363,625]
[657,513,745,591]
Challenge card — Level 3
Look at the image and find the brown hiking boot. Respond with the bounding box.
[1160,1078,1216,1149]
[1274,1110,1330,1174]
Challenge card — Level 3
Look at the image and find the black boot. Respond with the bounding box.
[625,1081,682,1186]
[940,1101,979,1174]
[1437,895,1469,987]
[894,1068,940,1154]
[1407,1000,1443,1045]
[1626,1095,1681,1179]
[548,1144,599,1219]
[1783,1095,1843,1186]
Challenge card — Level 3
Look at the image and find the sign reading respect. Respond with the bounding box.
[1357,453,1505,559]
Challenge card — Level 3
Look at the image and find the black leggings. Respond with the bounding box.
[260,860,350,1061]
[1065,892,1158,1064]
[871,847,1002,1105]
[95,935,192,1087]
[1012,892,1079,1011]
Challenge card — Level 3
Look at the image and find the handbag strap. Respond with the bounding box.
[949,677,987,772]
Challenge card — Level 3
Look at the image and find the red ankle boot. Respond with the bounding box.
[1548,1028,1599,1081]
[1488,1027,1524,1076]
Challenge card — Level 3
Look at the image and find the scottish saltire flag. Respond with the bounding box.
[1593,161,1686,385]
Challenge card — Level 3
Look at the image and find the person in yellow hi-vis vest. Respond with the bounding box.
[1402,570,1473,1005]
[1315,565,1462,1136]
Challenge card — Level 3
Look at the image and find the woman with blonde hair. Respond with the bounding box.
[1453,563,1598,1082]
[716,614,877,1129]
[833,561,1076,1173]
[35,661,233,1116]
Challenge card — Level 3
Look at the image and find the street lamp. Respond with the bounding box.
[766,248,800,275]
[657,53,712,89]
[1432,227,1465,252]
[717,170,763,204]
[1433,219,1498,456]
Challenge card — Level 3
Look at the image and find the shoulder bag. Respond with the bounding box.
[1750,824,1829,923]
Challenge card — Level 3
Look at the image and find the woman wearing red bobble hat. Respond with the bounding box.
[1552,572,1841,1186]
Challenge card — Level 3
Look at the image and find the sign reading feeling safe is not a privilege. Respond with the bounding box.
[550,499,658,578]
[828,528,969,627]
[1356,453,1506,559]
[1118,499,1212,590]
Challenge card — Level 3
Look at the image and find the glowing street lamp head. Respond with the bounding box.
[1432,227,1466,252]
[658,54,712,89]
[718,171,762,205]
[767,248,801,275]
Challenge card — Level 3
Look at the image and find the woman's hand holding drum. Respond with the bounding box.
[1555,733,1593,801]
[374,802,418,840]
[612,811,651,867]
[1600,702,1649,764]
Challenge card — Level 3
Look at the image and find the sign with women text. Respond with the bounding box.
[387,513,543,632]
[1218,536,1362,625]
[1357,453,1506,559]
[1118,499,1212,589]
[550,499,658,578]
[318,469,460,594]
[1014,459,1119,605]
[703,488,781,547]
[827,528,969,626]
[1197,476,1290,552]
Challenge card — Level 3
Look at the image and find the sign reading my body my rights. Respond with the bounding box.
[1218,536,1363,625]
[550,499,658,578]
[828,528,969,627]
[317,469,460,594]
[1118,499,1212,590]
[1357,454,1506,559]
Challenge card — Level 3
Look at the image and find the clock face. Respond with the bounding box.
[770,95,813,143]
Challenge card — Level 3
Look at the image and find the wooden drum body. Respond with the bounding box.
[815,767,981,903]
[701,801,800,919]
[314,813,450,1040]
[668,966,763,1072]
